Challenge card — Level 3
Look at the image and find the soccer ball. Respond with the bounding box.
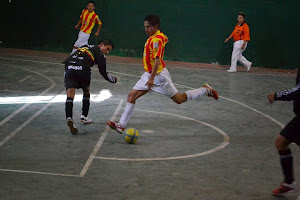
[123,128,139,144]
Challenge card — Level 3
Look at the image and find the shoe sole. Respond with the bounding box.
[67,121,78,135]
[80,119,92,124]
[203,83,219,100]
[106,121,123,134]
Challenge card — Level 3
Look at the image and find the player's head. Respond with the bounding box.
[237,12,245,24]
[87,1,96,12]
[98,39,114,55]
[144,14,160,36]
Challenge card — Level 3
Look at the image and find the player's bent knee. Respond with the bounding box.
[275,135,289,151]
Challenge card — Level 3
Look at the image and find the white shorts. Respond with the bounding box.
[133,68,178,98]
[74,31,90,48]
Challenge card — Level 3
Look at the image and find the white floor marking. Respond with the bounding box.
[142,130,154,133]
[18,75,32,83]
[95,108,229,161]
[0,90,65,148]
[79,100,123,177]
[0,64,56,128]
[0,168,81,177]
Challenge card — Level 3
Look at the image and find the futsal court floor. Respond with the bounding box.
[0,48,299,200]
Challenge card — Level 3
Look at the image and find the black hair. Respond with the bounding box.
[144,14,160,28]
[98,39,114,49]
[238,12,245,18]
[87,0,95,6]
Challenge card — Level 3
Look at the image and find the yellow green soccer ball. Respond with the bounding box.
[123,128,139,144]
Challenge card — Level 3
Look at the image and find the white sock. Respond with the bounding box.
[185,87,207,101]
[71,48,77,55]
[119,102,135,128]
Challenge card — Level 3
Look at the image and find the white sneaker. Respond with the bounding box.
[67,117,78,135]
[247,62,252,72]
[227,69,237,73]
[80,115,92,124]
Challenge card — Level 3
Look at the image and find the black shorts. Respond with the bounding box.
[64,70,91,90]
[280,116,300,146]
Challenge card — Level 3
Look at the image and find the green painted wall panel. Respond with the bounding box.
[1,0,299,69]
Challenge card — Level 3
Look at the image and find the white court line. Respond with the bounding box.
[0,168,81,177]
[18,75,32,83]
[94,108,229,161]
[0,90,65,148]
[79,100,123,177]
[0,64,56,128]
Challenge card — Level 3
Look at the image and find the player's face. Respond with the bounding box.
[237,15,245,24]
[100,44,112,55]
[87,3,95,12]
[144,21,158,36]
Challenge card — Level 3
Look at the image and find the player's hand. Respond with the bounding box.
[268,93,275,104]
[95,32,99,37]
[146,79,154,91]
[224,38,229,43]
[75,25,79,29]
[241,44,246,50]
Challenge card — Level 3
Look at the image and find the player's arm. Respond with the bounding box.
[75,19,82,29]
[224,35,233,43]
[241,24,250,49]
[146,58,160,90]
[94,49,117,83]
[95,17,102,37]
[268,83,300,104]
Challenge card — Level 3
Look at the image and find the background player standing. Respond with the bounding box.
[224,12,252,73]
[107,14,219,134]
[71,1,102,54]
[268,67,300,196]
[64,39,117,135]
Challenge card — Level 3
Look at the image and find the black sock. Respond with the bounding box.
[82,94,90,117]
[279,149,294,184]
[65,97,73,119]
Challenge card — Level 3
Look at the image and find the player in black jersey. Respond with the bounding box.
[64,39,117,134]
[268,67,300,196]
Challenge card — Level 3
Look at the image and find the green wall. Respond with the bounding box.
[2,0,299,69]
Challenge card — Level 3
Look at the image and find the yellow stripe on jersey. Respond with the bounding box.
[80,9,102,34]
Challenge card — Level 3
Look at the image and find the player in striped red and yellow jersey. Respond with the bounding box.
[71,1,102,54]
[143,30,168,74]
[107,14,219,134]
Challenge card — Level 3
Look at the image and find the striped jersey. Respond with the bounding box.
[143,30,168,74]
[80,9,102,34]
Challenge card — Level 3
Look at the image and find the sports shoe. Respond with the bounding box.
[106,120,125,134]
[247,62,252,72]
[80,115,92,124]
[67,117,78,135]
[227,69,237,73]
[202,83,219,100]
[272,182,299,196]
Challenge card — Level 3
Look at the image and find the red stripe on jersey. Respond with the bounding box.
[80,9,87,19]
[83,13,97,33]
[145,38,153,73]
[80,12,90,31]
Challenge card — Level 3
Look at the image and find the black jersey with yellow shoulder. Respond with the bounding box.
[65,45,116,83]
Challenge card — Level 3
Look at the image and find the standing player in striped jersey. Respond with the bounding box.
[71,1,102,54]
[268,67,300,196]
[64,39,117,135]
[107,14,219,134]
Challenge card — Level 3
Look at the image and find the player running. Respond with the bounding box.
[107,14,219,134]
[268,67,300,196]
[64,39,117,135]
[71,1,102,54]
